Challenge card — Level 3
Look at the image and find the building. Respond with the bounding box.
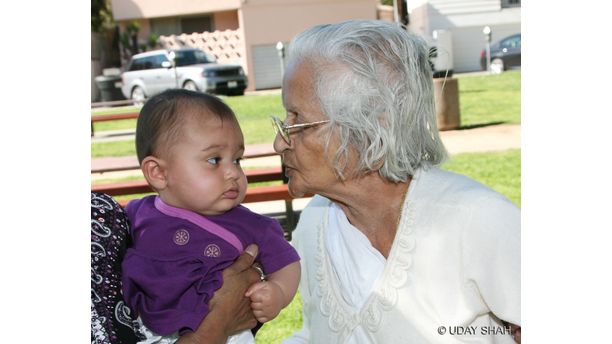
[405,0,521,72]
[109,0,378,91]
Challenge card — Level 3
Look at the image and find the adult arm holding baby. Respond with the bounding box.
[178,245,262,344]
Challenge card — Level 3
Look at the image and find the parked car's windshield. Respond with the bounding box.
[174,50,216,66]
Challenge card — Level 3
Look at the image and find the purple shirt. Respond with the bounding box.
[121,196,300,336]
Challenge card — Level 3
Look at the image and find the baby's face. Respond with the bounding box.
[161,114,247,216]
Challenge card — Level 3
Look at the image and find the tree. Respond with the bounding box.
[92,0,113,33]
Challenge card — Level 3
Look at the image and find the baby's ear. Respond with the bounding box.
[141,156,167,191]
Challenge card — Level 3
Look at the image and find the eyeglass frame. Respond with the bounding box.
[270,115,330,145]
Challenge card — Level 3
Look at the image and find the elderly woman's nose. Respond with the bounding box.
[273,132,289,153]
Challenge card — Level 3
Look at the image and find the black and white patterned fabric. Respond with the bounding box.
[91,193,143,344]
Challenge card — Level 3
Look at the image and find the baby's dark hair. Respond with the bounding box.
[135,89,238,164]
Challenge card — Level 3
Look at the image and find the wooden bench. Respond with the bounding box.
[92,99,141,108]
[93,167,283,195]
[93,183,298,208]
[91,111,140,136]
[91,166,311,232]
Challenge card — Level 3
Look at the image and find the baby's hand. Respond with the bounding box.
[245,281,285,323]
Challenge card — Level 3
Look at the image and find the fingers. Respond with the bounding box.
[250,302,279,323]
[252,306,271,323]
[245,244,258,258]
[253,312,270,323]
[230,244,259,273]
[245,281,267,297]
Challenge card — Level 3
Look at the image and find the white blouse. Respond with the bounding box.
[285,167,520,344]
[325,203,386,343]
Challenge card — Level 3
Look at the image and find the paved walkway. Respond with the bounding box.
[91,123,520,214]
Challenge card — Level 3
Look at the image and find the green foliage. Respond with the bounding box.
[120,21,142,57]
[148,33,160,49]
[91,0,113,32]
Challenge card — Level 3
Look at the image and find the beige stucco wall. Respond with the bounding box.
[239,0,377,90]
[111,0,241,21]
[240,0,376,45]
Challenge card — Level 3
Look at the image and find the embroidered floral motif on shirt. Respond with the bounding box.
[173,229,190,245]
[204,244,221,257]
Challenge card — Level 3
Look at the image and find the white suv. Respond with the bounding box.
[120,48,248,101]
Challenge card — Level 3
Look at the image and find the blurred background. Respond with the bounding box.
[91,0,520,101]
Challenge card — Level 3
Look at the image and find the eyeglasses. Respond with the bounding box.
[270,115,330,145]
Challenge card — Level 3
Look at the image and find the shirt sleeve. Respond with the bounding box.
[255,217,300,274]
[462,194,521,326]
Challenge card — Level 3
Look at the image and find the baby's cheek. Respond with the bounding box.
[239,175,248,195]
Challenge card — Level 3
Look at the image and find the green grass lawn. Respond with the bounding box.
[91,72,519,158]
[442,149,520,206]
[256,293,304,343]
[456,70,521,127]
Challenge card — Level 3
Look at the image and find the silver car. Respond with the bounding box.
[120,48,248,101]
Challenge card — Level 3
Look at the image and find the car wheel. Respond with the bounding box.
[131,86,146,106]
[183,81,198,92]
[491,58,504,74]
[228,89,245,96]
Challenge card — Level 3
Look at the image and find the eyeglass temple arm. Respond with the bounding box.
[282,120,330,129]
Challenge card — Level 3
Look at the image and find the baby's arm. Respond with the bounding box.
[244,261,300,323]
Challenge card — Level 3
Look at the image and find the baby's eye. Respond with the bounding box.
[207,157,221,165]
[233,157,242,165]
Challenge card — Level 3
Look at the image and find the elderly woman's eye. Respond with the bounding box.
[207,157,221,165]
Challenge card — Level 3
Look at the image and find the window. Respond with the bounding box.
[128,55,168,71]
[128,58,145,71]
[151,54,169,68]
[173,50,215,66]
[181,16,213,34]
[501,0,521,8]
[501,35,521,49]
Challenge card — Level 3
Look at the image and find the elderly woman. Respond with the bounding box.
[272,20,520,343]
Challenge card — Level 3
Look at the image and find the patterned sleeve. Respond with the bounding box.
[91,192,143,344]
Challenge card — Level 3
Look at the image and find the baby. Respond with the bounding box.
[121,89,301,343]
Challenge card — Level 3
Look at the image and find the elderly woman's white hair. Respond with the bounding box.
[287,19,448,182]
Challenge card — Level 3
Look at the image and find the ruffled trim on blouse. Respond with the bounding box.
[315,170,420,341]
